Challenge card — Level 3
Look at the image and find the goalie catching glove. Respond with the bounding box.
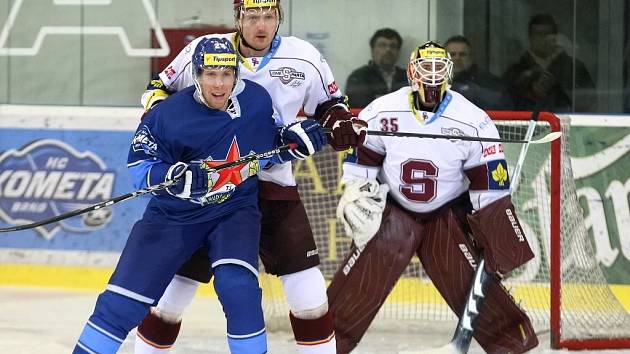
[336,178,390,247]
[313,98,367,151]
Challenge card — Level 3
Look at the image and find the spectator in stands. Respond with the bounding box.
[445,35,512,110]
[345,28,408,108]
[503,13,595,112]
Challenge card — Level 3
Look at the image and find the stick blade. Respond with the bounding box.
[532,131,562,144]
[399,343,459,354]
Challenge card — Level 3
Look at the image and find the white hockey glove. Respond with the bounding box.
[336,178,390,247]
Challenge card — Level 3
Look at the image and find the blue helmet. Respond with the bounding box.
[192,36,239,79]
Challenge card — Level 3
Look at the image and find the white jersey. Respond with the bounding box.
[343,87,510,213]
[145,32,342,186]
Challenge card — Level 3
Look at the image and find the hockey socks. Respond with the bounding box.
[214,264,267,354]
[135,309,182,353]
[74,291,149,354]
[289,311,336,354]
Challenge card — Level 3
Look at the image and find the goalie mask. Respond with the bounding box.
[191,36,240,108]
[407,41,453,108]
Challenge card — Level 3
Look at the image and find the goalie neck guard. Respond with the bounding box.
[407,41,453,111]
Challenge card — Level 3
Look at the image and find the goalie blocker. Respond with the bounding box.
[327,193,538,354]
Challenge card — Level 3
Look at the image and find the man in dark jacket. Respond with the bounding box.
[503,14,595,112]
[346,28,408,108]
[445,35,512,110]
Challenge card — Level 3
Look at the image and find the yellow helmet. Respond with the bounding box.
[407,41,453,106]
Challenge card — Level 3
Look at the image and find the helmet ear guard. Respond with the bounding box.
[407,41,453,106]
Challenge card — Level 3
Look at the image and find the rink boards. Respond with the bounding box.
[0,105,629,314]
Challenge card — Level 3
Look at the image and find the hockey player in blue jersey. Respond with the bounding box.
[73,36,326,354]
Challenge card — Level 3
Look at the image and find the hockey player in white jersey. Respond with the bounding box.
[328,41,539,353]
[135,1,367,354]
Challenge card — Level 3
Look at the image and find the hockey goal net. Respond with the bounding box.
[259,111,630,350]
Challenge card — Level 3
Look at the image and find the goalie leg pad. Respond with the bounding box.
[327,203,423,354]
[420,209,538,354]
[467,195,534,275]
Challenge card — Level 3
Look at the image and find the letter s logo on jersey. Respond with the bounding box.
[0,140,116,239]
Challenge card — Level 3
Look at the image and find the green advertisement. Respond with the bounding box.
[570,123,630,283]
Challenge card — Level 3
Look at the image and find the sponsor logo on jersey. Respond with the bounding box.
[163,66,177,80]
[505,209,525,242]
[131,125,158,156]
[479,115,491,130]
[0,139,116,238]
[328,81,339,95]
[488,159,510,189]
[306,249,318,258]
[441,127,466,137]
[269,67,305,85]
[198,137,255,206]
[482,143,504,157]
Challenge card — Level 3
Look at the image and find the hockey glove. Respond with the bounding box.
[165,162,209,199]
[279,119,327,161]
[315,100,367,151]
[336,178,390,247]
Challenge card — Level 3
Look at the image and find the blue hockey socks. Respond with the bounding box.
[73,290,150,353]
[214,264,267,354]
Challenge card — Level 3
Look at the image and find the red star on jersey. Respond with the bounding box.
[203,137,247,192]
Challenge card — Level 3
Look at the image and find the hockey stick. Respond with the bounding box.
[404,115,541,354]
[0,143,297,233]
[324,128,560,144]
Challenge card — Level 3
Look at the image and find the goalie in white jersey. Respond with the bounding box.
[135,1,366,354]
[328,41,539,353]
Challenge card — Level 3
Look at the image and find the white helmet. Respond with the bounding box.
[407,41,453,107]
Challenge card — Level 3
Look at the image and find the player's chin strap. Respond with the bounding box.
[0,144,297,234]
[406,112,543,354]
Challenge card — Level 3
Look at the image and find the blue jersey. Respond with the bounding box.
[127,80,278,224]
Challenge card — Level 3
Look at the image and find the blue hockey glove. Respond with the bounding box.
[165,162,209,199]
[280,119,327,160]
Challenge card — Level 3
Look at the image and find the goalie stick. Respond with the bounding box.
[0,143,297,233]
[324,128,561,144]
[407,114,543,354]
